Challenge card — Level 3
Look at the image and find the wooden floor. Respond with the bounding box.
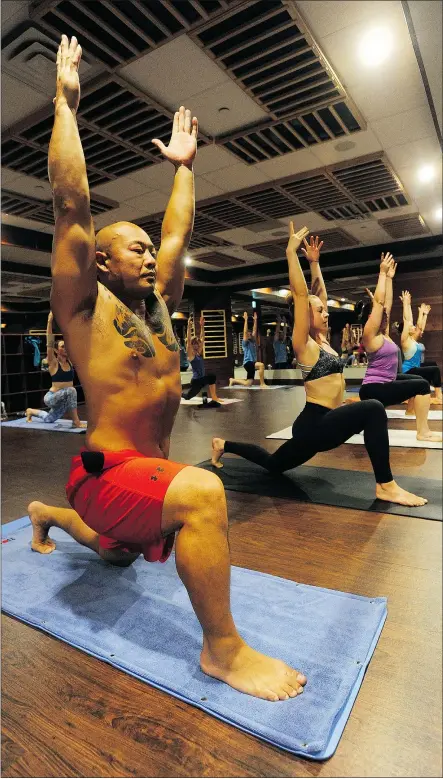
[2,388,442,778]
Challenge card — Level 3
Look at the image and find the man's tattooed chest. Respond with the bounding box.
[113,296,178,358]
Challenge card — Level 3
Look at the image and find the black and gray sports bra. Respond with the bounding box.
[298,348,343,382]
[50,360,74,382]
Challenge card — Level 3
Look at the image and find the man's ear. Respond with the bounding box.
[96,250,109,274]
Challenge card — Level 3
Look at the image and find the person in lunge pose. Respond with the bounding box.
[396,292,442,405]
[273,314,288,369]
[182,314,223,405]
[228,311,266,387]
[359,264,441,442]
[211,225,427,506]
[26,310,85,428]
[29,35,306,702]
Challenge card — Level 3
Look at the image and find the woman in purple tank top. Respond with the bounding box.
[360,255,441,443]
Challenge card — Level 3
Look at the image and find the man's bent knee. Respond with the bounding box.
[162,466,227,535]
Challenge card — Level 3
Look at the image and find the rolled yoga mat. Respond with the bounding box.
[198,460,442,521]
[2,417,87,433]
[267,426,442,450]
[2,517,387,760]
[2,516,387,760]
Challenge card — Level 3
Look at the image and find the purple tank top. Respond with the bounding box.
[362,338,398,385]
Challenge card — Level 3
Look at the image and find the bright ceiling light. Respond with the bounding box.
[418,165,435,183]
[434,207,442,220]
[184,256,192,266]
[359,27,393,67]
[278,289,289,297]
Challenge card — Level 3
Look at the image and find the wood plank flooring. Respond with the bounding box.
[2,388,442,778]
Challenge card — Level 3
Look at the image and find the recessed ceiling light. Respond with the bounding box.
[418,165,435,183]
[359,27,393,67]
[434,207,442,220]
[184,256,192,266]
[278,289,288,297]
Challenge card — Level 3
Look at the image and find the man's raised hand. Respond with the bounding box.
[152,106,198,168]
[55,35,82,112]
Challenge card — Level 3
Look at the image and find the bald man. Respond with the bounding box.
[29,35,306,702]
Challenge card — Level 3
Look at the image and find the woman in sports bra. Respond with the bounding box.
[360,265,441,443]
[395,293,442,405]
[182,314,223,405]
[26,311,85,427]
[211,225,427,507]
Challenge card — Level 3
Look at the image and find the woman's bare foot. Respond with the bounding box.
[72,421,87,428]
[229,378,234,387]
[211,437,225,468]
[416,431,442,442]
[200,639,307,701]
[28,501,56,553]
[376,481,427,506]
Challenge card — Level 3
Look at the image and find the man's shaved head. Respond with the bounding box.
[95,221,157,301]
[95,221,148,255]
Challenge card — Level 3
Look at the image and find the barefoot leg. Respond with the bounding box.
[376,481,428,507]
[162,467,307,701]
[28,501,100,555]
[211,437,225,468]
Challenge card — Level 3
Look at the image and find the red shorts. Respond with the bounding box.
[66,449,186,563]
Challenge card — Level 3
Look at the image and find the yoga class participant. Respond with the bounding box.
[273,314,288,368]
[397,292,442,404]
[29,35,306,703]
[359,261,441,442]
[228,311,266,387]
[25,311,85,428]
[182,314,223,405]
[211,225,427,507]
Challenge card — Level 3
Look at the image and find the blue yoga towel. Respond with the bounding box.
[1,517,387,760]
[2,418,86,433]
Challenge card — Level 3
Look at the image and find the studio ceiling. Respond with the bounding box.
[1,0,442,303]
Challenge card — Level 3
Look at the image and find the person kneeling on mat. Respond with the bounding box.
[29,35,307,704]
[212,225,427,507]
[229,311,266,387]
[182,314,223,406]
[26,311,85,428]
[395,293,442,406]
[359,263,441,443]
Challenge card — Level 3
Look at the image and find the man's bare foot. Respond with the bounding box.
[28,501,56,553]
[229,378,234,387]
[376,481,427,506]
[416,431,442,442]
[25,409,33,423]
[259,384,269,388]
[211,437,225,468]
[73,421,87,428]
[200,640,307,701]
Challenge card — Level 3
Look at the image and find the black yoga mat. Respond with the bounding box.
[197,459,442,521]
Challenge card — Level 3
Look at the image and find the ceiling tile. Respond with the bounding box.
[201,164,271,193]
[277,211,332,231]
[91,175,150,202]
[123,190,168,215]
[296,0,398,39]
[1,0,29,37]
[371,105,436,148]
[408,1,442,134]
[386,136,442,173]
[311,128,382,165]
[195,177,224,202]
[1,213,53,235]
[209,227,273,246]
[121,35,229,109]
[342,219,390,246]
[3,173,52,200]
[127,162,177,193]
[187,82,268,136]
[395,164,442,202]
[1,167,19,186]
[193,145,239,176]
[254,149,321,180]
[1,73,49,130]
[93,205,145,231]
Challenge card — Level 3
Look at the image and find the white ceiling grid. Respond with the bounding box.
[1,0,441,286]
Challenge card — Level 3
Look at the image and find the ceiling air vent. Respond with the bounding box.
[314,228,360,251]
[31,0,234,68]
[236,187,304,219]
[379,214,429,239]
[135,214,230,251]
[221,102,362,164]
[331,157,403,200]
[281,173,351,212]
[1,189,118,226]
[248,240,288,260]
[199,199,265,229]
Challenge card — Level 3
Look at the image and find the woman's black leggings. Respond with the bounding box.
[182,373,216,400]
[405,365,441,388]
[224,400,393,483]
[359,373,430,406]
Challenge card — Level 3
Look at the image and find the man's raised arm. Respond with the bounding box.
[49,35,97,329]
[154,106,197,313]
